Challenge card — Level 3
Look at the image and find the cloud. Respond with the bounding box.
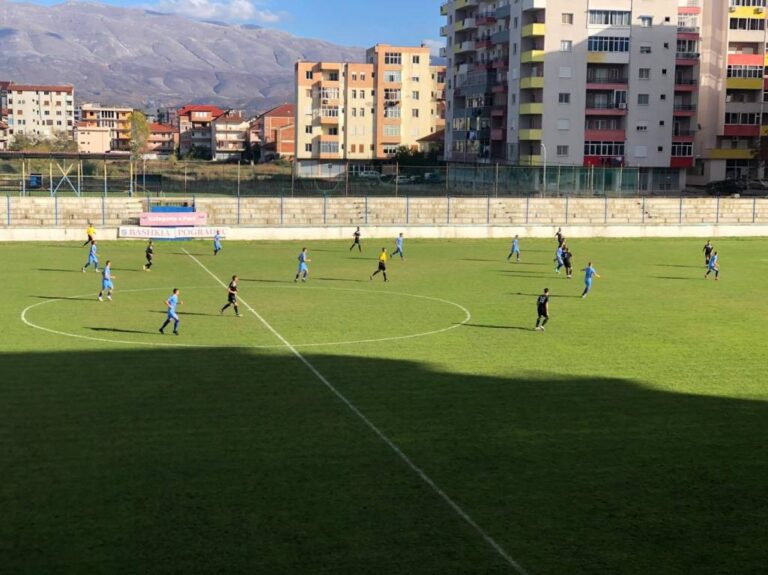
[421,39,444,58]
[154,0,287,24]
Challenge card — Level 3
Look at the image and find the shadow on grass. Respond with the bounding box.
[507,292,582,298]
[314,277,366,283]
[33,295,94,301]
[1,349,765,574]
[147,311,220,317]
[463,323,532,331]
[89,327,156,335]
[652,276,698,281]
[657,264,703,269]
[37,268,85,273]
[241,278,286,284]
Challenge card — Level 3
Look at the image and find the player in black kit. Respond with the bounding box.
[350,227,362,252]
[143,240,154,271]
[220,275,242,317]
[535,288,550,331]
[562,244,573,279]
[703,240,714,266]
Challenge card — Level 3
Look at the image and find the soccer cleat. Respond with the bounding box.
[159,329,164,335]
[236,313,243,317]
[369,275,373,281]
[107,295,112,301]
[98,296,103,301]
[82,267,86,273]
[173,331,179,336]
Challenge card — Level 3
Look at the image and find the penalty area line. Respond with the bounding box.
[181,248,529,575]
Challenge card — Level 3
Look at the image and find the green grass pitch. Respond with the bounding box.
[1,236,766,574]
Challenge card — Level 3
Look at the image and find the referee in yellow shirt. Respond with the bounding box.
[370,247,388,282]
[83,222,96,246]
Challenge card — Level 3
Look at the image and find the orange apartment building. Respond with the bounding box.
[178,104,225,157]
[295,44,446,163]
[255,103,295,160]
[79,103,132,152]
[146,123,179,159]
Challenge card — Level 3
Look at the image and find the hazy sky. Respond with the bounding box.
[22,0,445,49]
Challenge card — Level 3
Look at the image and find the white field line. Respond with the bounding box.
[182,248,528,575]
[20,286,471,350]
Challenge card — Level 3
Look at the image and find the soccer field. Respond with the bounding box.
[1,236,766,574]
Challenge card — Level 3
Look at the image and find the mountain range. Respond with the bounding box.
[0,1,365,113]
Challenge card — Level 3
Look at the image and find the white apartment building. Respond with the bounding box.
[442,0,699,188]
[4,84,75,141]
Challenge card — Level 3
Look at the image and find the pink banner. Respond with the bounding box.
[140,212,208,227]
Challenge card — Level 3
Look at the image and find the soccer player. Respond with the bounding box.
[213,230,222,256]
[350,227,362,252]
[703,240,714,266]
[294,248,310,282]
[555,227,565,247]
[554,245,565,274]
[159,288,182,335]
[143,240,154,271]
[221,275,242,316]
[507,235,521,262]
[705,251,720,280]
[581,262,600,298]
[370,247,388,282]
[98,260,115,301]
[82,240,99,272]
[562,244,574,279]
[392,233,405,260]
[535,288,550,331]
[83,222,95,246]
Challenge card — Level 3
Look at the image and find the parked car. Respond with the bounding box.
[423,172,445,184]
[393,175,416,185]
[705,179,746,196]
[358,170,381,179]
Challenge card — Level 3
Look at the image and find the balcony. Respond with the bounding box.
[491,29,510,44]
[584,129,625,141]
[672,129,696,142]
[519,102,543,115]
[521,49,545,63]
[520,76,544,89]
[586,77,629,90]
[676,52,700,65]
[440,25,450,37]
[491,106,506,117]
[319,115,340,125]
[519,154,542,165]
[495,3,511,19]
[726,77,763,90]
[477,13,496,26]
[476,37,493,49]
[677,26,700,34]
[728,6,767,19]
[454,0,479,10]
[455,17,477,31]
[723,124,761,137]
[673,104,697,116]
[674,78,698,91]
[518,129,542,140]
[492,82,508,93]
[491,128,506,141]
[440,1,449,16]
[670,157,695,169]
[585,103,628,116]
[522,23,545,37]
[454,41,476,54]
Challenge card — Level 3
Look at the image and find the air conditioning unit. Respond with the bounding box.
[757,7,765,13]
[729,6,736,12]
[322,99,329,104]
[618,103,628,109]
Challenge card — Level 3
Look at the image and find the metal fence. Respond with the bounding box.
[0,157,698,198]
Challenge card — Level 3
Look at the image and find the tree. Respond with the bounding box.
[129,111,150,161]
[9,132,76,153]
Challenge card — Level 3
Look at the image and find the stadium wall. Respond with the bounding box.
[0,197,767,240]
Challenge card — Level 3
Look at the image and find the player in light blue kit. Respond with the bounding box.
[294,248,311,282]
[554,245,565,273]
[704,251,720,280]
[392,233,405,260]
[213,231,222,256]
[159,288,182,335]
[507,235,520,262]
[82,240,99,272]
[581,262,600,298]
[97,260,115,301]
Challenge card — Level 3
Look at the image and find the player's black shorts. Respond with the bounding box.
[378,262,386,271]
[146,254,153,261]
[228,294,237,304]
[537,307,548,318]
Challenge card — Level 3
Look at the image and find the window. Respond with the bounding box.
[729,18,766,31]
[562,13,574,25]
[384,107,401,118]
[560,40,573,52]
[383,71,402,83]
[383,145,399,155]
[556,145,569,156]
[360,108,366,117]
[636,122,648,132]
[412,91,420,100]
[328,127,338,136]
[384,88,401,101]
[329,71,339,81]
[557,119,570,130]
[588,36,630,52]
[320,141,339,154]
[412,55,420,64]
[351,73,357,81]
[584,141,625,156]
[385,52,402,65]
[727,65,763,78]
[305,143,312,152]
[640,45,652,54]
[360,90,366,98]
[412,108,419,118]
[305,126,312,134]
[639,68,651,80]
[588,10,631,26]
[639,16,653,27]
[351,89,357,99]
[351,108,357,117]
[671,142,693,157]
[558,92,571,104]
[383,125,401,137]
[320,107,339,117]
[305,71,313,80]
[638,94,650,105]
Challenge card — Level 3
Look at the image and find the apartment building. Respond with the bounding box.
[74,121,112,154]
[145,123,179,159]
[178,104,225,157]
[692,0,768,183]
[3,83,74,141]
[255,103,295,160]
[211,113,249,161]
[441,0,698,187]
[295,44,446,163]
[78,103,133,152]
[0,120,8,151]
